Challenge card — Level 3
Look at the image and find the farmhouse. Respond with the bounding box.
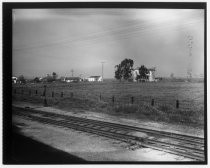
[147,68,156,82]
[64,77,81,83]
[131,68,140,82]
[87,76,102,82]
[12,77,17,83]
[131,67,156,82]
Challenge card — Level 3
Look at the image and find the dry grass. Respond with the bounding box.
[12,81,204,128]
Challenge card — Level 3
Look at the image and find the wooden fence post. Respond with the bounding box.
[43,85,46,97]
[151,99,154,106]
[176,100,179,109]
[112,96,115,104]
[43,85,47,107]
[131,97,134,104]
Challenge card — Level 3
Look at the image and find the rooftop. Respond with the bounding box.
[89,76,101,78]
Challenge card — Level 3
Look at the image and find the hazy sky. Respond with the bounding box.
[13,9,204,78]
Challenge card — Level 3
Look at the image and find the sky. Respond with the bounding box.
[12,9,204,79]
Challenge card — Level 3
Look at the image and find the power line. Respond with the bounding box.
[13,19,202,51]
[71,69,74,77]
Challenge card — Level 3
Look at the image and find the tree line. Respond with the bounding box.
[14,72,58,84]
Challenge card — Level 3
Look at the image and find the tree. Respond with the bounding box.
[17,75,26,84]
[33,77,40,83]
[170,73,174,78]
[52,72,57,81]
[138,65,149,80]
[114,65,122,81]
[46,74,54,83]
[115,58,134,81]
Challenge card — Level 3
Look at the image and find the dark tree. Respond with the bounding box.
[170,73,174,78]
[114,65,122,81]
[52,72,57,80]
[138,65,149,80]
[17,75,26,84]
[46,75,54,83]
[33,77,40,83]
[115,59,134,81]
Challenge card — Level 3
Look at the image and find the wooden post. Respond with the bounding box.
[151,99,154,106]
[61,92,63,97]
[112,96,115,104]
[43,85,47,107]
[35,90,38,95]
[131,97,134,104]
[176,100,179,109]
[43,85,46,97]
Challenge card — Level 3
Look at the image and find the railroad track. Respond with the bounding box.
[12,106,205,161]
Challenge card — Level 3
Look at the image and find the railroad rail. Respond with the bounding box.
[12,106,205,161]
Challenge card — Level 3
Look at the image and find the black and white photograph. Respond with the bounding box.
[3,2,207,164]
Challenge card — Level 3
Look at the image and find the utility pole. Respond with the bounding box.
[187,35,193,81]
[79,74,83,81]
[71,69,74,77]
[101,62,105,82]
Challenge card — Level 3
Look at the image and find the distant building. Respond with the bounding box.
[147,68,156,82]
[59,76,66,82]
[40,77,48,83]
[87,76,102,82]
[131,67,156,82]
[12,77,17,83]
[33,77,41,83]
[131,68,140,82]
[64,77,81,83]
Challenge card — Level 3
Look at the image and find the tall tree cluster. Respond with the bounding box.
[115,59,134,81]
[17,75,26,84]
[115,59,149,81]
[138,65,149,80]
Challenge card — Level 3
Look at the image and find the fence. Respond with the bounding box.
[12,86,202,111]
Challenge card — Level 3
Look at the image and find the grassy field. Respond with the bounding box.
[12,80,205,128]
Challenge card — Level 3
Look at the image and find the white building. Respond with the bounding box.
[12,77,17,83]
[131,69,140,82]
[64,77,81,83]
[147,68,156,82]
[87,76,102,82]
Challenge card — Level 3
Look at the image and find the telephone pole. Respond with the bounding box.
[71,69,74,77]
[101,62,105,82]
[187,35,193,81]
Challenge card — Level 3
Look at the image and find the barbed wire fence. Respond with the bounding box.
[12,85,204,112]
